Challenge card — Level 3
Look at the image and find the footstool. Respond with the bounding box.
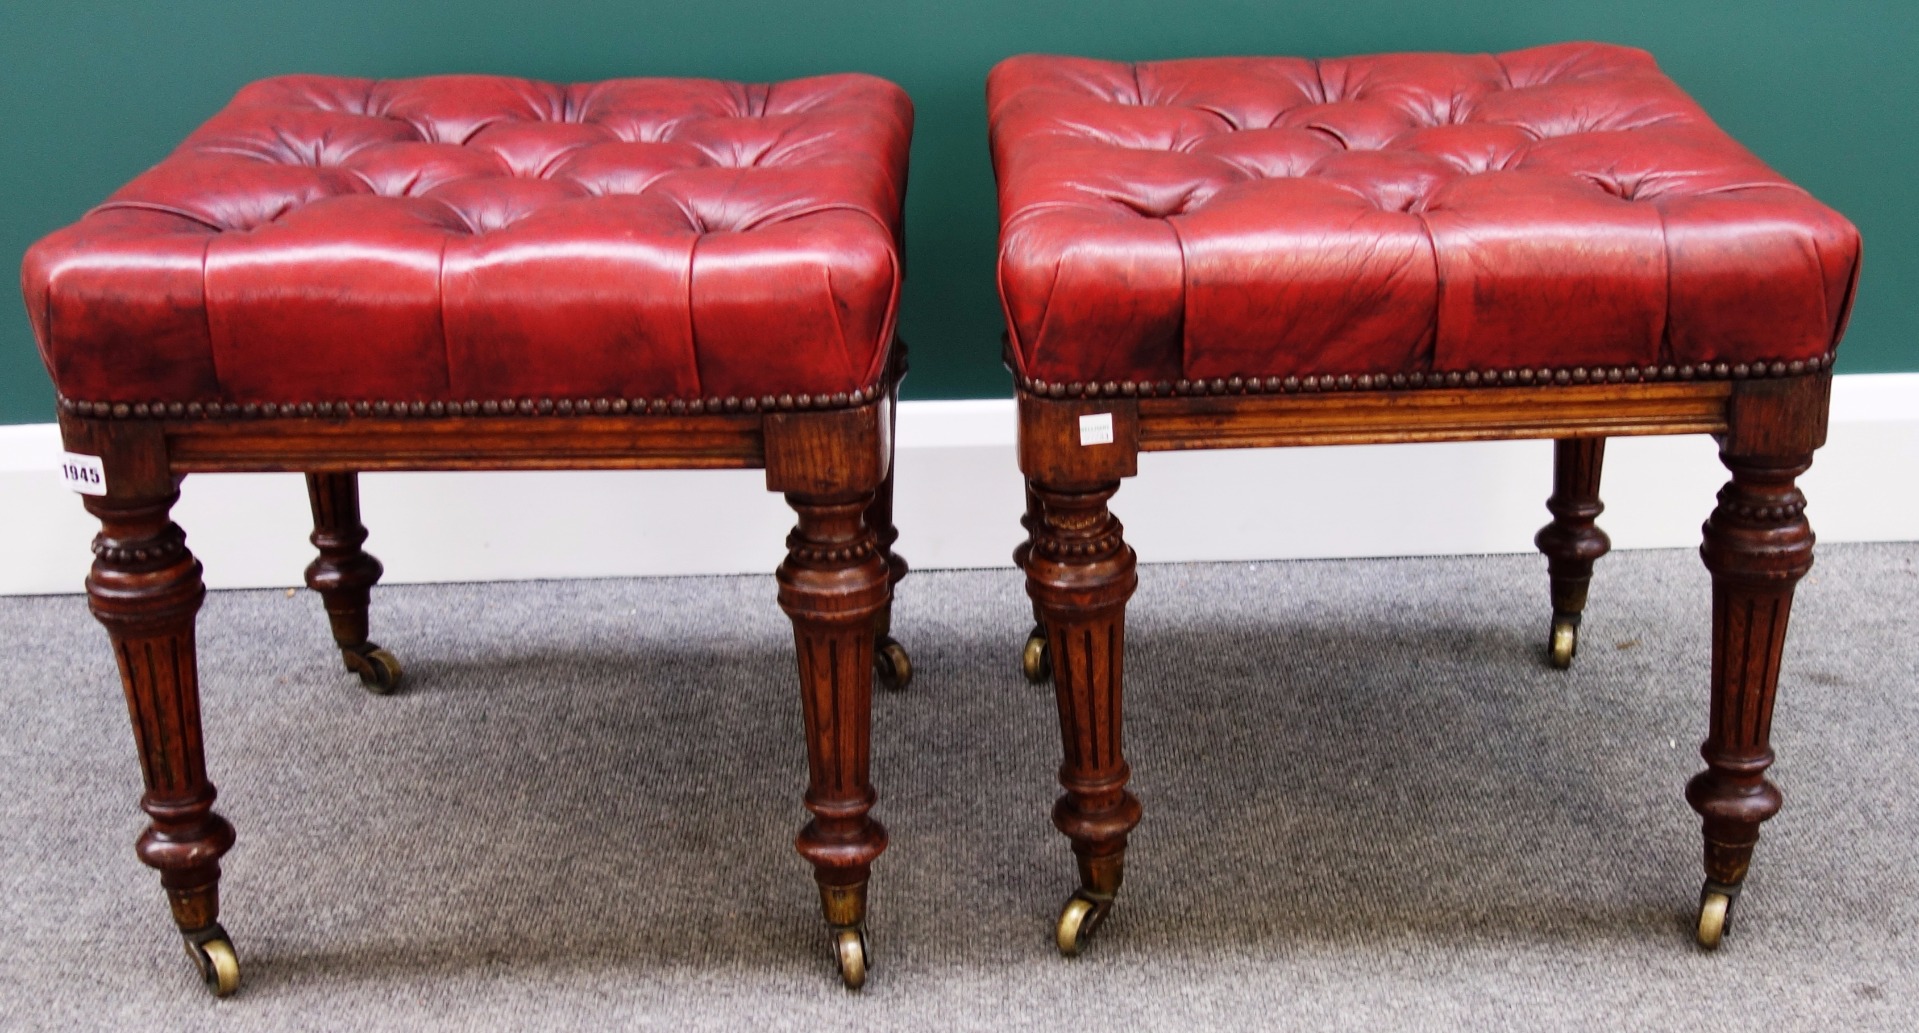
[989,44,1859,954]
[24,72,914,992]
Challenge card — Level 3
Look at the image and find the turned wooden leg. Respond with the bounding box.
[1685,375,1828,949]
[765,402,894,987]
[84,484,241,997]
[1687,450,1813,948]
[304,472,400,693]
[864,410,912,691]
[778,489,892,988]
[1016,480,1051,684]
[1535,438,1611,668]
[1027,480,1141,956]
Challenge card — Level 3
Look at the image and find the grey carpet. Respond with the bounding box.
[1,544,1914,1032]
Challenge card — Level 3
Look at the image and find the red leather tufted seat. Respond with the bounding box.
[25,74,911,412]
[990,43,1860,394]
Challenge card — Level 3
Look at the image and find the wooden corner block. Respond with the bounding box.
[762,399,890,496]
[1722,373,1832,458]
[1017,394,1138,488]
[55,413,176,499]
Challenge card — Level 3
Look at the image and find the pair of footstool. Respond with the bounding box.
[24,43,1857,995]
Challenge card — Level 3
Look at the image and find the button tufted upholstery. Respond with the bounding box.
[990,43,1860,393]
[25,74,912,410]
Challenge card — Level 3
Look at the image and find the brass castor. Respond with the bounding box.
[344,645,403,694]
[182,925,240,998]
[1696,886,1736,950]
[833,926,869,989]
[1548,618,1578,669]
[1022,625,1051,684]
[875,638,913,692]
[1055,892,1113,957]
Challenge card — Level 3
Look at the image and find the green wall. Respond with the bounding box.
[4,1,1913,423]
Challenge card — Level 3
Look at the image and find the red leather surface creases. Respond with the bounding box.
[989,44,1860,386]
[24,74,913,405]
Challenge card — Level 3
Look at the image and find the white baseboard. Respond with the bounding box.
[2,374,1914,595]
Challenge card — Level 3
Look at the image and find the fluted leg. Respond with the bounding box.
[864,410,912,691]
[866,453,907,599]
[304,472,399,693]
[1686,447,1815,948]
[85,486,240,996]
[1014,479,1043,571]
[1016,480,1051,683]
[778,489,892,988]
[1535,438,1611,668]
[1027,480,1141,955]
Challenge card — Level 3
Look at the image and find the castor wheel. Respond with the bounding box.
[833,926,869,989]
[1695,885,1737,950]
[182,925,240,998]
[1022,625,1051,683]
[1548,618,1578,669]
[875,638,913,692]
[1055,892,1112,957]
[343,644,403,694]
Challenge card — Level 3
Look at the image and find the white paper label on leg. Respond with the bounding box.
[58,452,108,495]
[1078,412,1114,446]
